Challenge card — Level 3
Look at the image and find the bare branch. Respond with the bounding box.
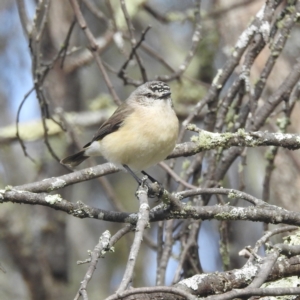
[156,0,202,82]
[118,26,151,86]
[75,225,133,300]
[176,255,300,297]
[105,286,196,300]
[120,0,148,82]
[114,183,150,294]
[69,0,121,105]
[2,187,300,226]
[75,230,112,300]
[16,0,32,37]
[253,226,299,253]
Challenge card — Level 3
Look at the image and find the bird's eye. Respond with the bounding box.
[146,93,152,97]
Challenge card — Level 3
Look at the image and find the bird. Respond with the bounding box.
[60,81,179,186]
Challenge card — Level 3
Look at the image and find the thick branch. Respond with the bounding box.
[15,163,119,193]
[115,183,150,294]
[2,188,300,226]
[170,130,300,159]
[176,255,300,296]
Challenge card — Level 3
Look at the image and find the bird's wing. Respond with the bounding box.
[83,103,133,148]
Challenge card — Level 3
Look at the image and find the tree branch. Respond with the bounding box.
[114,182,150,294]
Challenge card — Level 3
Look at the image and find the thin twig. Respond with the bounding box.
[60,18,77,69]
[16,0,32,37]
[104,0,117,31]
[74,230,112,300]
[204,287,300,300]
[248,249,280,288]
[105,286,197,300]
[118,26,151,86]
[207,0,259,19]
[115,183,150,294]
[69,0,121,105]
[35,0,51,41]
[15,87,36,163]
[172,221,199,284]
[74,225,133,300]
[156,221,164,285]
[179,187,266,206]
[159,162,197,189]
[156,220,173,285]
[120,0,148,82]
[253,226,299,253]
[156,0,202,82]
[82,0,108,23]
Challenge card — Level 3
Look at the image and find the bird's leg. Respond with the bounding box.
[141,170,164,198]
[141,170,158,183]
[123,164,142,184]
[123,164,152,197]
[123,165,163,198]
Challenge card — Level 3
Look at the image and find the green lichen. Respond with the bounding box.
[215,212,232,220]
[157,190,174,206]
[48,178,66,191]
[244,133,259,147]
[237,128,246,137]
[228,191,238,199]
[276,117,290,131]
[196,131,232,150]
[215,207,246,220]
[283,229,300,245]
[45,194,62,205]
[84,168,96,176]
[5,185,13,191]
[186,123,198,132]
[190,135,199,143]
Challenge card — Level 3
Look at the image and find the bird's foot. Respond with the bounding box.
[141,171,164,198]
[123,165,164,198]
[135,176,164,199]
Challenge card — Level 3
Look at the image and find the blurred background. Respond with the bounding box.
[0,0,300,299]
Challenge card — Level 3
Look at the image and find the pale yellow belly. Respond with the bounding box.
[100,106,178,170]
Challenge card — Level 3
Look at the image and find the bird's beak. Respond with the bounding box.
[159,92,171,99]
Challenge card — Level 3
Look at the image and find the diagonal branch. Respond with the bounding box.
[74,225,133,300]
[114,183,150,294]
[69,0,121,105]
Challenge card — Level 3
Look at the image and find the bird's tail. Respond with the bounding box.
[60,150,88,167]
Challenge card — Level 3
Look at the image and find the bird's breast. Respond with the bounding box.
[100,104,179,170]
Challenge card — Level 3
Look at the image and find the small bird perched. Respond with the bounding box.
[61,81,179,184]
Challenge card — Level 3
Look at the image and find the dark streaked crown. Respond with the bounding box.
[130,81,171,101]
[147,81,171,99]
[148,81,170,93]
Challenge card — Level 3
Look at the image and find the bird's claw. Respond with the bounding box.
[135,176,164,199]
